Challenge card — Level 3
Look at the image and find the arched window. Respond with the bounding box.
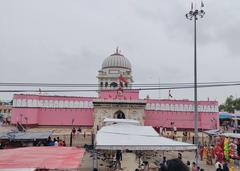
[13,99,17,107]
[100,82,103,87]
[79,101,83,108]
[146,103,151,110]
[44,100,49,108]
[74,101,79,108]
[114,110,126,119]
[39,100,44,107]
[151,103,156,110]
[32,100,37,107]
[110,82,118,87]
[49,100,53,108]
[17,99,21,107]
[69,101,74,108]
[161,104,165,110]
[59,100,64,108]
[54,100,58,108]
[156,104,161,110]
[21,99,27,107]
[165,104,170,110]
[105,82,108,87]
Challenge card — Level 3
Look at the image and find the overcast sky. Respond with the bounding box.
[0,0,240,104]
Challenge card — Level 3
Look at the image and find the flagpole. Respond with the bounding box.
[186,1,205,166]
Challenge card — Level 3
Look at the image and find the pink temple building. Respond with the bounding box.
[11,50,219,130]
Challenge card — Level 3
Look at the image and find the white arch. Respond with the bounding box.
[27,99,33,107]
[54,100,58,108]
[38,100,44,107]
[145,103,151,110]
[21,99,27,107]
[32,100,37,107]
[79,101,84,108]
[43,100,48,108]
[69,101,74,108]
[179,104,183,111]
[84,101,88,108]
[203,105,207,112]
[197,105,201,112]
[183,105,188,111]
[210,105,215,112]
[49,100,53,108]
[88,101,93,108]
[174,104,179,111]
[170,104,174,111]
[13,99,17,107]
[161,104,165,110]
[207,106,210,112]
[165,104,170,111]
[59,100,64,108]
[150,103,156,110]
[64,101,68,108]
[156,103,161,110]
[74,101,79,108]
[189,105,193,111]
[16,99,21,107]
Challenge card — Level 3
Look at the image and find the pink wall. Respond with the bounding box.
[99,90,139,100]
[144,111,218,130]
[11,108,39,125]
[11,108,93,126]
[11,94,219,130]
[38,108,93,126]
[11,94,94,126]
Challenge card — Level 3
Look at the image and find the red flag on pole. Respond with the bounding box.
[118,74,128,84]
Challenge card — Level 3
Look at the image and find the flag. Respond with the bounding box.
[168,90,173,98]
[201,1,204,7]
[119,74,128,84]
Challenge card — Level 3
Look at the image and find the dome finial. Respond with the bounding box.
[116,46,119,54]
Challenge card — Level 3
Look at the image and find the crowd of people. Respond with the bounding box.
[46,136,66,146]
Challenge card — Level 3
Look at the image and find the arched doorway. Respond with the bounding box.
[114,110,125,119]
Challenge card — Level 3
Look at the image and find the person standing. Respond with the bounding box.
[192,162,197,171]
[199,145,204,161]
[222,160,229,171]
[178,153,182,160]
[216,164,223,171]
[160,126,163,136]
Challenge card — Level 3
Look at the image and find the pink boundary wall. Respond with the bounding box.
[11,92,219,129]
[11,94,94,126]
[144,99,219,129]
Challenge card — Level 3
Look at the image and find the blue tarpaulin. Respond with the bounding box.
[219,112,240,119]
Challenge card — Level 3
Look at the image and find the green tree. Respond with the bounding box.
[219,95,240,113]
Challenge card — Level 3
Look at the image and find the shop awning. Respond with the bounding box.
[204,129,222,136]
[0,131,52,141]
[0,147,85,170]
[96,123,196,151]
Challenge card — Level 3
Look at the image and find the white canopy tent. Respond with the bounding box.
[96,122,196,151]
[103,118,140,126]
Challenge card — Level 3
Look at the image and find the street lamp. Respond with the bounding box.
[186,1,205,166]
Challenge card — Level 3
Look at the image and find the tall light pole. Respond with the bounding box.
[186,1,205,166]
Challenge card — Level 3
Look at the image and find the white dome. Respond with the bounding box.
[102,52,131,70]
